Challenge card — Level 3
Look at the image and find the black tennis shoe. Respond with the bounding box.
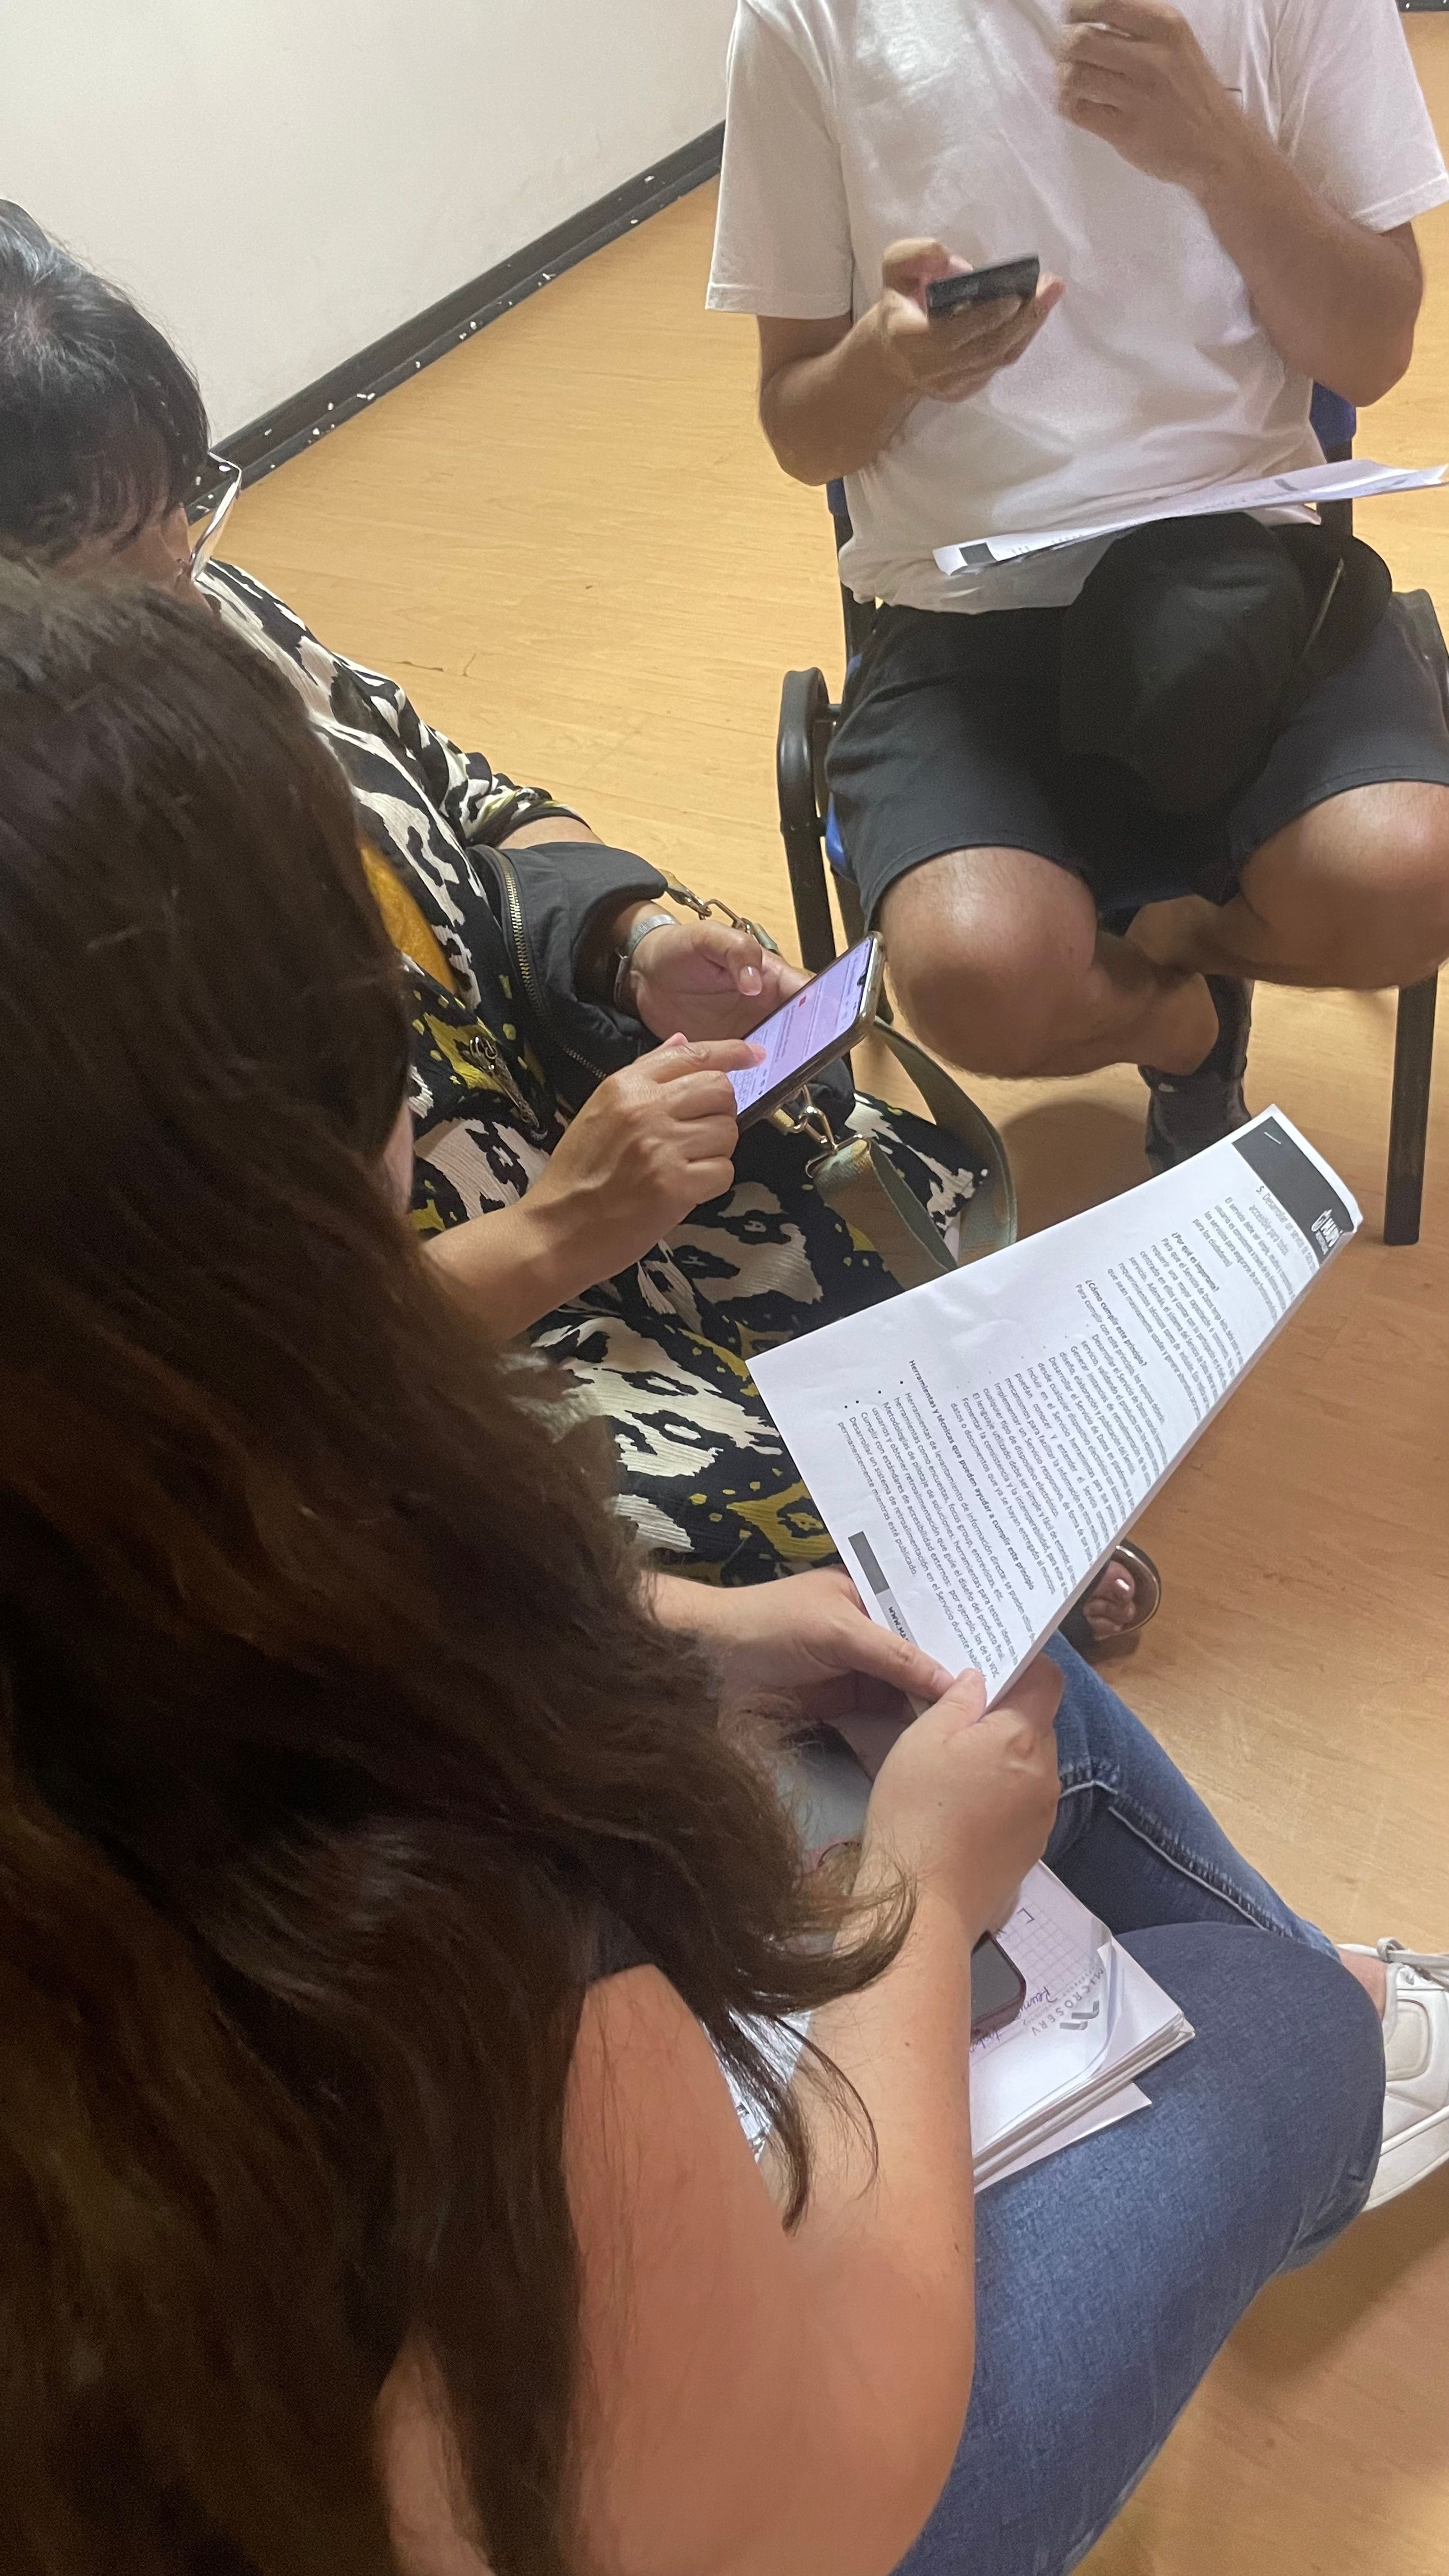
[1140,975,1253,1172]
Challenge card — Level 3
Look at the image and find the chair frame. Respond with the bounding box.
[777,473,1440,1247]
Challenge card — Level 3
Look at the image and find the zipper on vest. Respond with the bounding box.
[489,845,610,1088]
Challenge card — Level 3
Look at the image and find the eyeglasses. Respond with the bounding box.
[184,453,242,580]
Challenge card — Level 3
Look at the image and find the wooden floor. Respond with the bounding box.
[230,29,1449,2573]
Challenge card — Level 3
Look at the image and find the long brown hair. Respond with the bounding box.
[0,571,898,2576]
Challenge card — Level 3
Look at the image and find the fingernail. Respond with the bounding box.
[741,968,762,993]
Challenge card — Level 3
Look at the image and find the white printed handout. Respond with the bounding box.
[933,458,1447,579]
[752,1107,1360,1703]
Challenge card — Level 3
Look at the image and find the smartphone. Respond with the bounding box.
[971,1933,1028,2042]
[729,935,885,1129]
[926,255,1040,321]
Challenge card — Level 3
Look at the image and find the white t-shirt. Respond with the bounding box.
[708,0,1449,612]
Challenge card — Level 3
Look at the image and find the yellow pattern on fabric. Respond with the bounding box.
[733,1324,803,1365]
[360,846,459,993]
[724,1481,836,1563]
[697,1341,754,1385]
[421,1012,495,1094]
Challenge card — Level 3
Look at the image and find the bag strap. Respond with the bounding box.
[872,1025,1018,1267]
[793,1027,1018,1290]
[876,1024,1000,1143]
[810,1130,959,1288]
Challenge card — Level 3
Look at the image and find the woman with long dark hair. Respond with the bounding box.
[0,571,1435,2576]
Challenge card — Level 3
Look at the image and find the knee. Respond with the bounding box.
[1374,800,1449,984]
[1240,1940,1385,2174]
[897,954,1060,1078]
[1135,1929,1384,2251]
[1275,1945,1387,2247]
[1297,790,1449,987]
[885,886,1090,1079]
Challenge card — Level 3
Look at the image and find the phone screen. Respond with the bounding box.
[729,940,878,1121]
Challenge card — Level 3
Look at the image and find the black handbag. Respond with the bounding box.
[1058,510,1392,816]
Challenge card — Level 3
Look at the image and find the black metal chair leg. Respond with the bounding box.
[777,667,839,971]
[838,878,866,947]
[1384,975,1438,1246]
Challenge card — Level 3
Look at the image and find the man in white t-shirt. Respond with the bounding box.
[709,0,1449,1164]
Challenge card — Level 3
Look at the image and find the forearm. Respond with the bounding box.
[643,1573,782,1713]
[647,1572,763,1659]
[1194,121,1420,404]
[422,1195,596,1339]
[761,310,917,484]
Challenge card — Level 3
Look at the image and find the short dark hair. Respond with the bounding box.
[0,202,211,563]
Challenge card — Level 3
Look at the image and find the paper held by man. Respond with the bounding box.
[933,458,1448,579]
[752,1108,1360,1707]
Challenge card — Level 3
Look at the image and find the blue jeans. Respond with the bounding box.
[896,1641,1385,2576]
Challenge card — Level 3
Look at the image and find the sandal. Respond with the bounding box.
[1059,1540,1163,1661]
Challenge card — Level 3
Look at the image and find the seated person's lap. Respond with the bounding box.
[829,595,1449,930]
[899,1921,1384,2576]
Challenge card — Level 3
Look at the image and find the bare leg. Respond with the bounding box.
[883,845,1219,1079]
[1131,782,1449,989]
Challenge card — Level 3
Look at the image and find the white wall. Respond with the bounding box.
[0,0,734,439]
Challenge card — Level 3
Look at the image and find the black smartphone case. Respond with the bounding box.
[970,1934,1029,2041]
[926,257,1040,320]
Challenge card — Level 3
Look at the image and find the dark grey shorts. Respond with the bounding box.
[827,594,1449,923]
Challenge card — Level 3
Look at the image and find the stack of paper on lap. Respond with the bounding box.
[973,1865,1192,2191]
[934,458,1447,578]
[724,1850,1192,2188]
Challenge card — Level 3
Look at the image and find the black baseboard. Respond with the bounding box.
[223,124,724,482]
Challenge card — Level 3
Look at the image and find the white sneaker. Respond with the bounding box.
[1343,1942,1449,2210]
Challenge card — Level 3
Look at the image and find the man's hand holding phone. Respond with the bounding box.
[873,239,1064,404]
